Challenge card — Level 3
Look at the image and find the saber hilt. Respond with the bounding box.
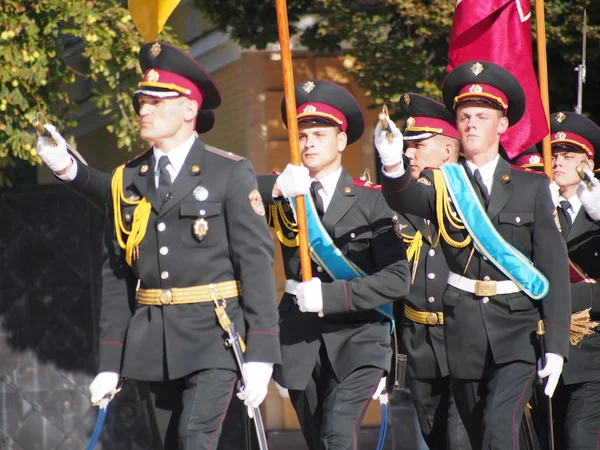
[379,105,393,145]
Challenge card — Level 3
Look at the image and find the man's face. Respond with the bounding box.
[405,134,448,180]
[298,123,347,176]
[552,148,592,189]
[138,95,192,143]
[456,103,508,155]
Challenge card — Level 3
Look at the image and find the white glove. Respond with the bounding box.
[276,164,311,198]
[89,371,120,405]
[548,181,561,208]
[296,278,323,313]
[237,362,274,419]
[372,377,386,400]
[537,352,563,398]
[576,168,600,221]
[35,124,73,173]
[374,120,404,167]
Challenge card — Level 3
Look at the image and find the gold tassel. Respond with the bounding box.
[570,308,599,346]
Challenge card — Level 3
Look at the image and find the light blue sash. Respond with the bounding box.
[289,195,395,329]
[439,164,549,300]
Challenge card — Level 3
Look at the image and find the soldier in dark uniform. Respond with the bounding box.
[549,111,600,450]
[256,80,411,449]
[374,61,571,449]
[36,115,262,450]
[67,42,280,449]
[390,93,470,449]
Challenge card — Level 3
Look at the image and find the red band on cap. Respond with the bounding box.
[297,102,347,132]
[405,116,459,140]
[552,131,595,159]
[138,69,204,107]
[454,83,508,112]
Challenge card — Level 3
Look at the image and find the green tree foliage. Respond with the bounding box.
[0,0,180,184]
[197,0,599,120]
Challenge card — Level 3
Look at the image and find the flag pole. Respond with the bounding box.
[274,0,312,281]
[535,0,552,178]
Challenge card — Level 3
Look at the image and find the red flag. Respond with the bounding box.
[447,0,549,159]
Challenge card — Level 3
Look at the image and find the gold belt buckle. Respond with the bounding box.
[160,289,173,305]
[474,280,497,297]
[426,312,438,325]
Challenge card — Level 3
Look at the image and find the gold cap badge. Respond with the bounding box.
[402,94,411,106]
[469,84,483,93]
[303,81,316,93]
[471,62,484,75]
[146,69,160,83]
[406,117,416,128]
[554,112,566,123]
[555,131,567,140]
[150,42,162,57]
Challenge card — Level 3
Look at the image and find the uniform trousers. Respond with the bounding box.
[409,376,471,449]
[288,343,383,450]
[451,360,536,450]
[553,379,600,450]
[137,368,238,450]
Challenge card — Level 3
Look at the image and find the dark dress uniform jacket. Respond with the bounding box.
[99,140,281,381]
[562,208,600,385]
[258,170,411,390]
[381,157,571,379]
[62,162,112,211]
[397,215,450,379]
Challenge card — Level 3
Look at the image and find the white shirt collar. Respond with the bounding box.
[562,193,582,222]
[466,155,500,194]
[312,167,342,212]
[153,135,196,183]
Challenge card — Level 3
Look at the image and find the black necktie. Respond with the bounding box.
[558,200,572,238]
[474,169,490,207]
[310,181,325,218]
[157,155,172,203]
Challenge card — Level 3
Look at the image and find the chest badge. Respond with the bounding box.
[193,186,209,202]
[193,218,209,241]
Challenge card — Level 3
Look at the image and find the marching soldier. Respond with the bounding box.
[36,49,262,450]
[55,42,280,449]
[549,111,600,450]
[390,93,470,449]
[257,80,411,449]
[374,61,571,449]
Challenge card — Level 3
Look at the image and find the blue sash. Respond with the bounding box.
[289,195,395,329]
[439,164,549,300]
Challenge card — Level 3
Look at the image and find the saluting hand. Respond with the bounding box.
[296,278,323,314]
[537,352,563,398]
[35,124,73,175]
[374,120,404,168]
[576,168,600,221]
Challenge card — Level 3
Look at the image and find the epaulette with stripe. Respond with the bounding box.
[205,145,245,161]
[352,178,382,191]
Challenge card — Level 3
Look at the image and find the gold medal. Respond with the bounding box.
[193,218,209,241]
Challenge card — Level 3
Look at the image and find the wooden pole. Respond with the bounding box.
[274,0,312,281]
[535,0,552,179]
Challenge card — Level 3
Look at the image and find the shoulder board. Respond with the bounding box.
[205,145,245,161]
[352,178,381,191]
[510,164,546,176]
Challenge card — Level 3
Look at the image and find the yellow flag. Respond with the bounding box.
[128,0,181,43]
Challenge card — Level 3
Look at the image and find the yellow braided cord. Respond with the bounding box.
[402,230,423,284]
[402,231,423,263]
[269,204,299,247]
[432,170,472,248]
[110,165,152,266]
